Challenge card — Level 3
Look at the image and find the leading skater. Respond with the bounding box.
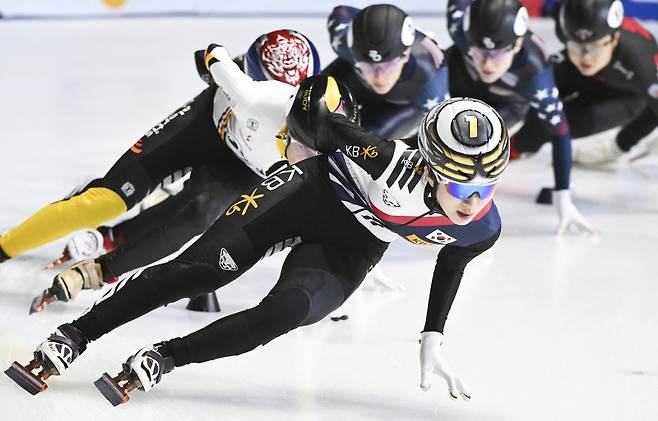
[6,70,509,405]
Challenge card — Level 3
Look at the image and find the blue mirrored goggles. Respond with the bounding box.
[445,182,497,201]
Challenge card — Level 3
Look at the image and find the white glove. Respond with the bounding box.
[554,190,596,236]
[573,137,623,166]
[419,331,470,401]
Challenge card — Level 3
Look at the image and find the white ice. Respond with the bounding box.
[1,15,658,421]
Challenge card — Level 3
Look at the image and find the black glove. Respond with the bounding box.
[194,50,215,86]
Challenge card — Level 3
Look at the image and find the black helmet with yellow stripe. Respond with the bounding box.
[418,97,509,185]
[287,75,360,152]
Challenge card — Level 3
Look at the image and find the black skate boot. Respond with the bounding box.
[5,323,88,395]
[94,343,174,406]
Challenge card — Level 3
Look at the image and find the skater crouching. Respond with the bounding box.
[6,74,509,406]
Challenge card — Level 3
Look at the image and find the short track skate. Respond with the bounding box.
[4,358,53,395]
[45,251,72,269]
[94,368,139,406]
[29,287,60,314]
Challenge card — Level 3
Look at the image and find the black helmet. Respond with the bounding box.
[348,4,416,63]
[418,97,509,184]
[287,75,360,151]
[464,0,529,50]
[559,0,624,43]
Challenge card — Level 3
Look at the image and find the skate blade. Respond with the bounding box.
[4,362,48,395]
[29,289,58,315]
[45,254,71,270]
[94,373,130,406]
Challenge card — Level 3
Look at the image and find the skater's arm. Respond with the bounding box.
[615,42,658,151]
[446,0,472,52]
[616,107,658,151]
[520,68,572,190]
[320,113,399,179]
[286,78,399,179]
[204,44,293,117]
[423,227,500,333]
[327,5,360,62]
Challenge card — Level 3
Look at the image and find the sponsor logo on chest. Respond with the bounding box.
[613,61,635,80]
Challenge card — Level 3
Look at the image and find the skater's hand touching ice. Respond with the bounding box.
[554,190,596,236]
[419,331,470,401]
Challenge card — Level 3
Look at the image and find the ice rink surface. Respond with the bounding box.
[1,15,657,421]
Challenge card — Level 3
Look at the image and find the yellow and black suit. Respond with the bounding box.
[0,86,255,262]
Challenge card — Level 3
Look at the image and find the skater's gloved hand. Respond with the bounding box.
[194,50,215,86]
[419,331,470,401]
[554,190,596,236]
[203,43,230,69]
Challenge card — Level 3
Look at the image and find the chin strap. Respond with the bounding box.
[423,170,444,214]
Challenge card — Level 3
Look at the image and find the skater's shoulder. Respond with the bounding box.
[613,23,658,86]
[512,33,553,80]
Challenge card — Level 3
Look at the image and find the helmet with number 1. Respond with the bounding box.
[464,0,529,50]
[418,97,509,185]
[348,4,416,63]
[244,29,321,86]
[559,0,624,43]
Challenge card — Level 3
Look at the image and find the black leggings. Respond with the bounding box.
[514,53,647,153]
[101,162,260,277]
[81,86,230,209]
[72,157,388,366]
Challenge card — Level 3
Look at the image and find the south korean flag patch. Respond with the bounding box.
[426,229,457,245]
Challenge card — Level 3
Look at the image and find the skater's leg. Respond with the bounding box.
[0,186,128,258]
[161,242,381,365]
[513,90,646,154]
[102,162,259,277]
[71,159,323,341]
[0,87,220,260]
[72,221,264,342]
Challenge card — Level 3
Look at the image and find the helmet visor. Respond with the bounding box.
[446,181,497,200]
[468,46,515,63]
[354,56,406,77]
[565,37,614,56]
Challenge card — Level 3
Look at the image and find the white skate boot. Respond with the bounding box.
[94,343,174,406]
[30,259,106,314]
[5,324,88,395]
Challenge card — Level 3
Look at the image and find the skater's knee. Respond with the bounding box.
[276,268,347,326]
[247,287,313,343]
